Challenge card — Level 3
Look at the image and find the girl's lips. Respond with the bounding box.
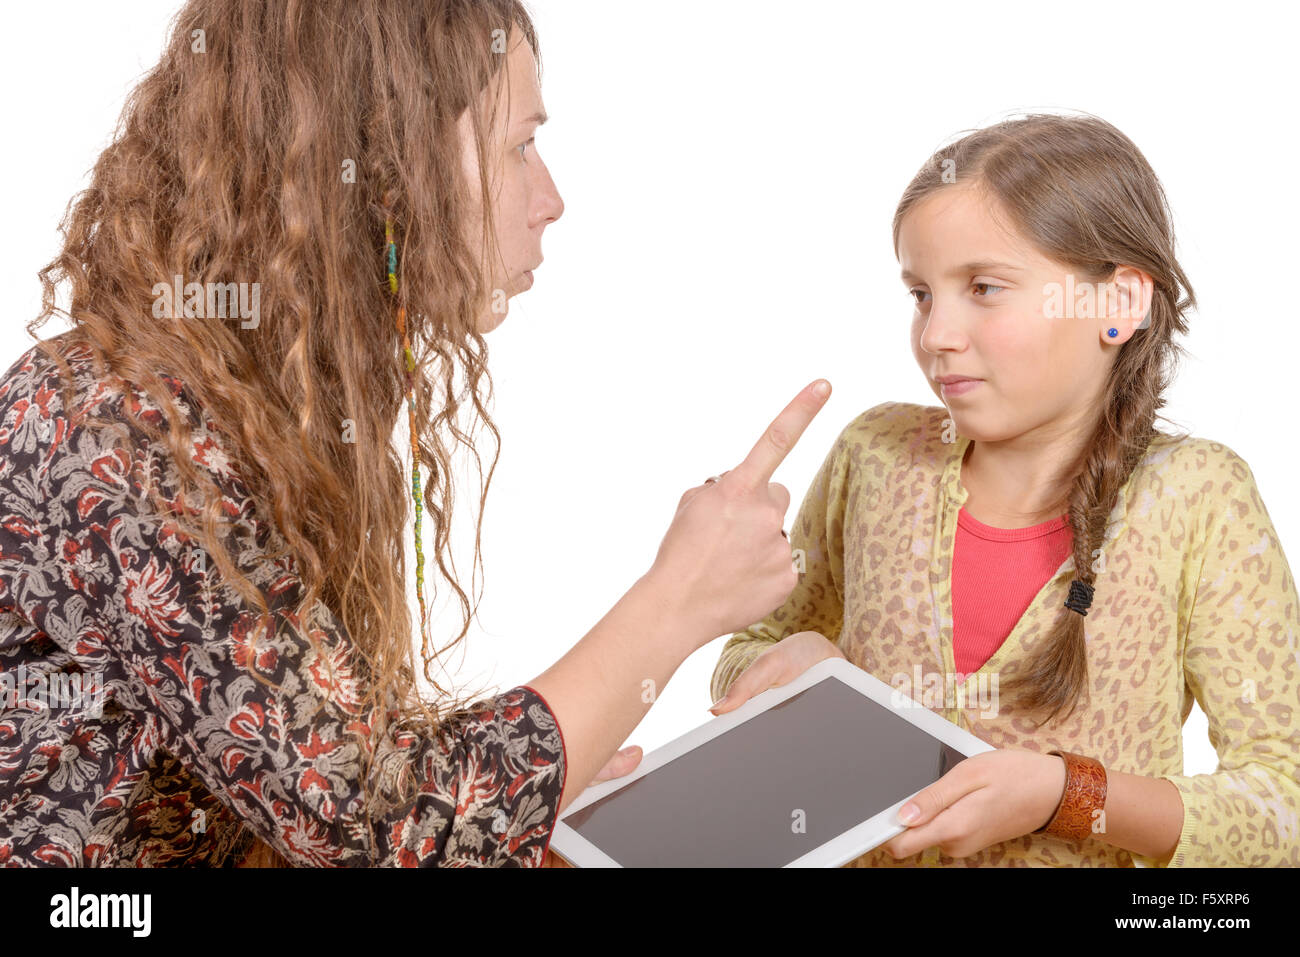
[940,378,981,398]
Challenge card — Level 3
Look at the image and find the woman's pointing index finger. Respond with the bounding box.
[727,380,832,492]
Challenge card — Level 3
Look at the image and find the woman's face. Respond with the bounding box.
[459,30,564,333]
[897,183,1148,442]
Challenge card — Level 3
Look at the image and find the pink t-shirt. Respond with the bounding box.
[951,506,1072,677]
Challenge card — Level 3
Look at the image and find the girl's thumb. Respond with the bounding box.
[709,687,738,714]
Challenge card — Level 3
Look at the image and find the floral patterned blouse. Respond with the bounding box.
[0,337,568,866]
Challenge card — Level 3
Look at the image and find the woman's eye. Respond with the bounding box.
[909,289,931,305]
[973,282,1004,296]
[516,138,534,161]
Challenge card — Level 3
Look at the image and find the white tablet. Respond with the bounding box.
[548,656,995,867]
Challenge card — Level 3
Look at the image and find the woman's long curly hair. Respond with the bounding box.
[28,0,540,864]
[892,112,1196,728]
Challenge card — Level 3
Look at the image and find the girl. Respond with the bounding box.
[709,112,1300,867]
[0,0,827,866]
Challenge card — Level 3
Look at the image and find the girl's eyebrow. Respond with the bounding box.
[900,261,1025,282]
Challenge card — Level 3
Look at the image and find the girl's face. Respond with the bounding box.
[459,30,564,334]
[897,183,1149,443]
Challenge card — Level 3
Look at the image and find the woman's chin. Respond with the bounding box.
[477,304,509,334]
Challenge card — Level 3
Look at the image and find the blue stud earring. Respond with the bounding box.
[1107,328,1119,338]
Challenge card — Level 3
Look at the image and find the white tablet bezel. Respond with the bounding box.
[548,655,995,867]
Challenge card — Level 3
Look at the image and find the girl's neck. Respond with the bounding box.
[960,438,1074,529]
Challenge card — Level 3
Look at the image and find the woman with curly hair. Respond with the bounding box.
[0,0,828,866]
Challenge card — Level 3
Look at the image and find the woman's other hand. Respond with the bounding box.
[707,630,846,715]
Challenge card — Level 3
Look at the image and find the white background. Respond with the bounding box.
[5,0,1299,784]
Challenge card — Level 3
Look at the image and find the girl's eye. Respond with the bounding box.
[909,289,931,305]
[973,282,1004,296]
[516,138,534,161]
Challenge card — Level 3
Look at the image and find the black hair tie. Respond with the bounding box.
[1064,579,1095,616]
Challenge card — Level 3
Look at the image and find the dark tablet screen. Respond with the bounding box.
[560,675,966,867]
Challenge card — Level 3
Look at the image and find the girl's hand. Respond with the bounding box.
[588,745,643,785]
[708,631,847,715]
[881,748,1068,860]
[542,745,644,868]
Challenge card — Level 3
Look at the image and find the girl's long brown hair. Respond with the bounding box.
[28,0,540,865]
[892,112,1196,728]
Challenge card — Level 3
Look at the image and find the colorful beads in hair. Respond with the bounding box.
[383,191,430,654]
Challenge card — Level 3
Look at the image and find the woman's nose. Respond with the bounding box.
[532,159,564,227]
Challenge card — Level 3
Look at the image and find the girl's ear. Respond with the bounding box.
[1104,265,1155,341]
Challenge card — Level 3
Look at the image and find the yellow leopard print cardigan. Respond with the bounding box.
[710,401,1300,867]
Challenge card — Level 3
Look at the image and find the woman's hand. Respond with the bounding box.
[707,630,846,714]
[645,381,831,643]
[531,381,831,821]
[881,748,1068,860]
